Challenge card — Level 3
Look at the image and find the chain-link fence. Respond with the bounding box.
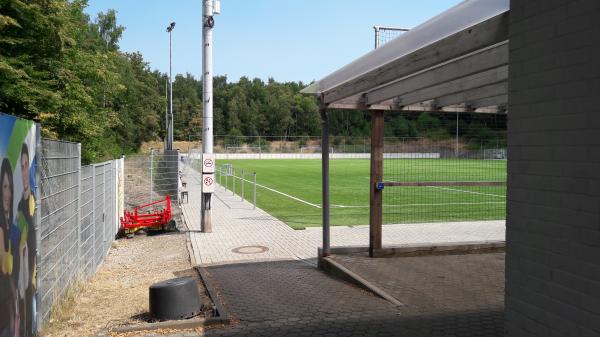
[123,150,181,226]
[381,141,507,225]
[38,139,123,325]
[379,113,506,224]
[196,113,506,228]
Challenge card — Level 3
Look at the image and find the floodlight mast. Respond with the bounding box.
[166,22,176,150]
[201,0,217,232]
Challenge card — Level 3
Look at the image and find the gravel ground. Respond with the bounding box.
[41,230,210,337]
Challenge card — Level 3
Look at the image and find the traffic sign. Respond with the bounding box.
[202,174,215,193]
[202,154,215,173]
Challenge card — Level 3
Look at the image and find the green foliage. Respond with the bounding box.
[0,0,505,163]
[0,0,163,163]
[176,75,321,140]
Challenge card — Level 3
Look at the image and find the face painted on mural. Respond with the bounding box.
[1,173,10,222]
[21,150,29,199]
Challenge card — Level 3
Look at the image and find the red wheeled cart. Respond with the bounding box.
[119,196,175,237]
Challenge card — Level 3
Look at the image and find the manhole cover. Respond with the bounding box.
[232,245,269,254]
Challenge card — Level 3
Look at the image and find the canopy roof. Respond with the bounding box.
[301,0,510,113]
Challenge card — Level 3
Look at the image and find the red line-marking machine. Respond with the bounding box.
[119,196,175,237]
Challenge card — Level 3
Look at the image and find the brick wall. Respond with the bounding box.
[506,0,600,336]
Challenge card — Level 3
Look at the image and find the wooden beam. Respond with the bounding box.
[366,41,509,105]
[470,94,508,109]
[320,107,330,256]
[434,81,508,108]
[382,181,506,187]
[369,110,384,257]
[323,13,510,104]
[395,65,509,107]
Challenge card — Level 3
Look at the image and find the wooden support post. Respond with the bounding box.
[369,110,384,257]
[320,107,330,257]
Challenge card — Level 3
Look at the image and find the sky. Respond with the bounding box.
[85,0,463,84]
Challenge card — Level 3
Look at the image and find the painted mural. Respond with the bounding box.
[0,114,38,337]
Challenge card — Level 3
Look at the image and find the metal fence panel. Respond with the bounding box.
[38,139,121,326]
[39,140,80,323]
[124,152,180,207]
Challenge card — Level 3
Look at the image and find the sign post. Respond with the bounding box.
[200,0,219,233]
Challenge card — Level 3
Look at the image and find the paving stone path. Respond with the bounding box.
[200,259,504,337]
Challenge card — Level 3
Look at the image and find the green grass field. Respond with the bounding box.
[217,159,506,229]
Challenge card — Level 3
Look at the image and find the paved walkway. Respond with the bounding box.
[200,257,504,337]
[181,168,505,266]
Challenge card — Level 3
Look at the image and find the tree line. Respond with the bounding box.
[1,0,506,163]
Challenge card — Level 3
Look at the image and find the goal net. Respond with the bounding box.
[374,26,409,49]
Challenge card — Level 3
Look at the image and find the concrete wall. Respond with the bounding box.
[506,1,600,336]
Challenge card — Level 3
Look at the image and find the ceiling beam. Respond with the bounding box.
[322,12,509,104]
[470,94,508,109]
[393,65,508,107]
[433,81,508,108]
[365,41,509,105]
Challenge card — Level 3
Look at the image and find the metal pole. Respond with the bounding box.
[201,0,215,232]
[232,168,236,196]
[374,26,380,49]
[241,169,245,201]
[169,29,174,150]
[320,107,330,257]
[91,165,96,270]
[150,149,154,202]
[76,143,82,274]
[165,79,168,152]
[253,172,256,209]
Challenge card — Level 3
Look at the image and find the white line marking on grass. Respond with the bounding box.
[427,186,506,198]
[234,175,322,209]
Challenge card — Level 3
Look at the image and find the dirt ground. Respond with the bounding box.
[41,231,210,337]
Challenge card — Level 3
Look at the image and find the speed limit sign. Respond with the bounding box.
[202,174,215,193]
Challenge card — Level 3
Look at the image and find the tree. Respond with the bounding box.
[94,9,124,50]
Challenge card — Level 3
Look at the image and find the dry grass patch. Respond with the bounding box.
[41,232,200,337]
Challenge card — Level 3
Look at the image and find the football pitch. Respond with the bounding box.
[217,159,506,229]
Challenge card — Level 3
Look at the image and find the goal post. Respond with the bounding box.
[373,26,409,49]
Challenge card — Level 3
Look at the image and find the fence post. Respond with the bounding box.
[253,172,257,209]
[232,167,236,196]
[114,160,119,239]
[92,164,96,272]
[150,149,154,202]
[103,163,107,251]
[241,169,245,201]
[225,166,228,191]
[34,126,42,333]
[76,143,82,275]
